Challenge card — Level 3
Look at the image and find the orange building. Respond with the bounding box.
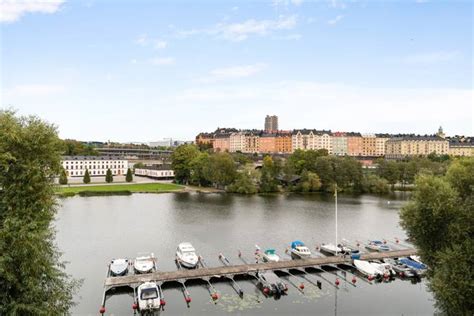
[361,134,377,156]
[275,132,292,153]
[346,132,363,156]
[195,132,214,146]
[259,134,277,153]
[213,135,230,152]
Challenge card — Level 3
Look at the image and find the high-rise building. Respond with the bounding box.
[264,115,278,132]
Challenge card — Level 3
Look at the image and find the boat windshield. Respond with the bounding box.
[141,288,158,300]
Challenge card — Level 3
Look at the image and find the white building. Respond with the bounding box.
[62,156,128,177]
[134,165,174,179]
[229,132,245,152]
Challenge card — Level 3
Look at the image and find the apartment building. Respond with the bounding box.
[62,156,128,177]
[385,135,449,159]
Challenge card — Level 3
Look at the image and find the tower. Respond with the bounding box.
[264,115,278,132]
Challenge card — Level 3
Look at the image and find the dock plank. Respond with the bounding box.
[104,249,417,287]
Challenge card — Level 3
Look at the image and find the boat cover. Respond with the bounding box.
[291,241,304,248]
[399,258,427,270]
[265,249,276,255]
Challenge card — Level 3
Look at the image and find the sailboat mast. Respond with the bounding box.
[335,184,338,256]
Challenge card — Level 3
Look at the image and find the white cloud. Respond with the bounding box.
[135,34,167,49]
[328,15,344,25]
[329,0,347,9]
[272,0,303,7]
[210,63,266,79]
[401,51,460,64]
[0,0,65,23]
[149,57,175,66]
[215,15,297,41]
[3,84,66,98]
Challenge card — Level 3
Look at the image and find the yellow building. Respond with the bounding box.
[385,135,449,159]
[448,138,474,156]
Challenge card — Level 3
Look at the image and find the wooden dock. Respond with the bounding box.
[105,248,417,287]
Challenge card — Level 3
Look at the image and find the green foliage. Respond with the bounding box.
[62,139,98,156]
[361,174,389,194]
[133,162,145,170]
[189,152,212,186]
[125,168,133,182]
[209,152,237,188]
[105,168,113,183]
[297,171,322,192]
[171,144,200,184]
[59,168,68,185]
[400,158,474,315]
[377,160,400,186]
[83,169,91,184]
[259,156,280,193]
[227,172,258,194]
[0,110,80,315]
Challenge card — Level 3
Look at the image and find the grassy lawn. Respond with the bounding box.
[58,183,184,194]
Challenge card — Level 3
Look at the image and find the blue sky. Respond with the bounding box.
[1,0,472,142]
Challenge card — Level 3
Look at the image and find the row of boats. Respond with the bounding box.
[107,240,427,314]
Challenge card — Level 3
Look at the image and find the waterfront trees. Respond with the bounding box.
[208,152,237,189]
[83,169,91,184]
[0,110,80,314]
[259,156,280,193]
[400,158,474,315]
[126,168,133,182]
[171,144,199,184]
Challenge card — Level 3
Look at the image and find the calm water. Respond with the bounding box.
[56,192,435,316]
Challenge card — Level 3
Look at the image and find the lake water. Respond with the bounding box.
[56,192,435,315]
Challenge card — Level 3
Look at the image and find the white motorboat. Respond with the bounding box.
[137,282,162,313]
[371,261,396,278]
[365,240,391,252]
[110,258,129,276]
[290,240,311,259]
[320,243,343,255]
[262,248,280,262]
[134,253,156,274]
[353,259,382,280]
[176,242,199,269]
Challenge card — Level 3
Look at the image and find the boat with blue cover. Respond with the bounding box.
[290,240,311,259]
[366,240,391,252]
[398,257,427,275]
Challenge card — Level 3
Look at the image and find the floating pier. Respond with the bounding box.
[100,246,418,314]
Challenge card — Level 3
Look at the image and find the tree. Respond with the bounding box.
[171,144,200,184]
[189,152,212,186]
[62,139,98,156]
[133,162,145,170]
[0,110,80,314]
[105,168,113,183]
[377,159,400,187]
[400,158,474,315]
[297,171,322,192]
[208,152,237,189]
[259,156,279,193]
[125,168,133,182]
[83,169,91,184]
[227,172,258,194]
[59,168,68,185]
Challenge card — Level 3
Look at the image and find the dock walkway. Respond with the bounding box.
[105,248,416,287]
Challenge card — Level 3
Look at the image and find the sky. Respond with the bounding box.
[0,0,473,142]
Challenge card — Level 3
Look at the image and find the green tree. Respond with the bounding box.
[400,158,474,315]
[125,168,133,182]
[62,139,98,156]
[105,168,113,183]
[0,110,80,314]
[59,168,68,185]
[209,152,237,189]
[83,169,91,184]
[259,156,279,193]
[189,152,212,186]
[171,144,200,184]
[297,171,322,192]
[133,162,145,170]
[377,159,400,187]
[227,172,258,194]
